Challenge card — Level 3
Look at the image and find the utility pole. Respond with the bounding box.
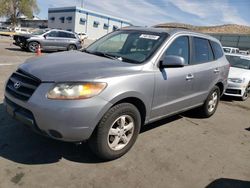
[81,0,84,8]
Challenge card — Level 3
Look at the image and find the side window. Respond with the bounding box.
[58,32,68,38]
[58,32,76,38]
[47,31,58,37]
[166,36,189,64]
[211,41,224,59]
[193,37,214,64]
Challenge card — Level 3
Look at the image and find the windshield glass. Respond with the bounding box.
[31,29,48,35]
[86,30,168,64]
[226,55,250,70]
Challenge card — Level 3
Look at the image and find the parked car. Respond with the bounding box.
[239,50,249,55]
[14,27,31,34]
[224,53,250,100]
[4,27,229,160]
[13,29,82,52]
[77,32,88,42]
[223,47,240,54]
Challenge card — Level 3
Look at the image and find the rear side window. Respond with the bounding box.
[58,32,76,38]
[166,36,189,64]
[193,37,214,64]
[211,41,224,59]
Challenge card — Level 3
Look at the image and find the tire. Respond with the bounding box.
[241,83,250,101]
[68,44,77,51]
[88,103,141,160]
[28,41,39,53]
[200,86,220,118]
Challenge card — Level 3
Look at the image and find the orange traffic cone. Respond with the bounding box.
[36,45,42,56]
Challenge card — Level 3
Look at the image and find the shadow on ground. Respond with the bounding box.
[206,178,250,188]
[0,103,103,164]
[0,102,203,165]
[5,47,26,52]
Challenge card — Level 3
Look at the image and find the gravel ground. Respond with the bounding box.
[0,37,249,188]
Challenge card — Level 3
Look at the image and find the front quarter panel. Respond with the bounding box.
[97,71,155,123]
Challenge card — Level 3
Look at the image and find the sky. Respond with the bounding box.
[37,0,250,26]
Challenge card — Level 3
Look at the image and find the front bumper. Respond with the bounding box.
[4,83,113,142]
[224,82,248,97]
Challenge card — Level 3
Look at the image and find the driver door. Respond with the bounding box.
[151,36,197,119]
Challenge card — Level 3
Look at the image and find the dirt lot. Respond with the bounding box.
[0,37,250,188]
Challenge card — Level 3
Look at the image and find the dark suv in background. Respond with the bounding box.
[13,29,82,52]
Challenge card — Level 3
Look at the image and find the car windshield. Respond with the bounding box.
[226,55,250,70]
[31,29,48,35]
[85,30,168,64]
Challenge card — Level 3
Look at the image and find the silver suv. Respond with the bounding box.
[13,29,82,52]
[4,27,229,160]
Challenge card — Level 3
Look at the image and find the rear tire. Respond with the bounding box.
[88,103,141,160]
[200,86,220,118]
[68,44,77,51]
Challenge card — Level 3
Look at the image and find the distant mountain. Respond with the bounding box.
[154,23,250,34]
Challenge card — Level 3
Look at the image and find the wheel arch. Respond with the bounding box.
[216,82,224,96]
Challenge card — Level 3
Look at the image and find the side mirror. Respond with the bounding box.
[160,55,185,68]
[44,34,47,39]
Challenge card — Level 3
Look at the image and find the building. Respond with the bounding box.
[48,6,132,39]
[209,33,250,50]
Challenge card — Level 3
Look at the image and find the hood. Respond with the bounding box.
[229,67,250,79]
[19,51,143,82]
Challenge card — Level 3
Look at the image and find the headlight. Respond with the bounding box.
[47,82,107,100]
[228,78,245,83]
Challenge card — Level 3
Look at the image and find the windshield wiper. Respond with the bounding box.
[84,50,122,61]
[83,50,140,64]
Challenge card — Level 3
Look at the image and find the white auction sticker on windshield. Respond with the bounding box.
[139,34,160,40]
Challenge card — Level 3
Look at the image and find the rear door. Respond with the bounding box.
[189,37,219,104]
[56,31,75,50]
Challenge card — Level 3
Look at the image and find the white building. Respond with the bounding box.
[48,6,132,39]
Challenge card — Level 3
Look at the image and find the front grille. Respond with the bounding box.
[6,69,41,101]
[225,89,241,95]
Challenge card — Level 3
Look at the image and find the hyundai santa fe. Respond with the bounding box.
[4,27,230,160]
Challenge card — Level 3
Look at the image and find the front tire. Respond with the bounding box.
[88,103,141,160]
[28,41,39,53]
[200,86,220,118]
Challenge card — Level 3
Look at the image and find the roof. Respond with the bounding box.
[121,26,221,43]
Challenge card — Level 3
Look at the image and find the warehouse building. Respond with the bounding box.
[48,6,132,39]
[209,33,250,50]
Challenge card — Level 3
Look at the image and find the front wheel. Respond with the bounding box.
[200,86,220,118]
[88,103,141,160]
[28,41,39,53]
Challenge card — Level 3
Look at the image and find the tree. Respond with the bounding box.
[0,0,39,26]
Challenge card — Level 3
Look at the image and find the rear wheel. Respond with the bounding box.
[88,103,141,160]
[200,86,220,118]
[28,41,39,53]
[68,44,77,51]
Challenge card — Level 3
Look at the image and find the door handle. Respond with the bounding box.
[214,68,220,73]
[186,74,194,81]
